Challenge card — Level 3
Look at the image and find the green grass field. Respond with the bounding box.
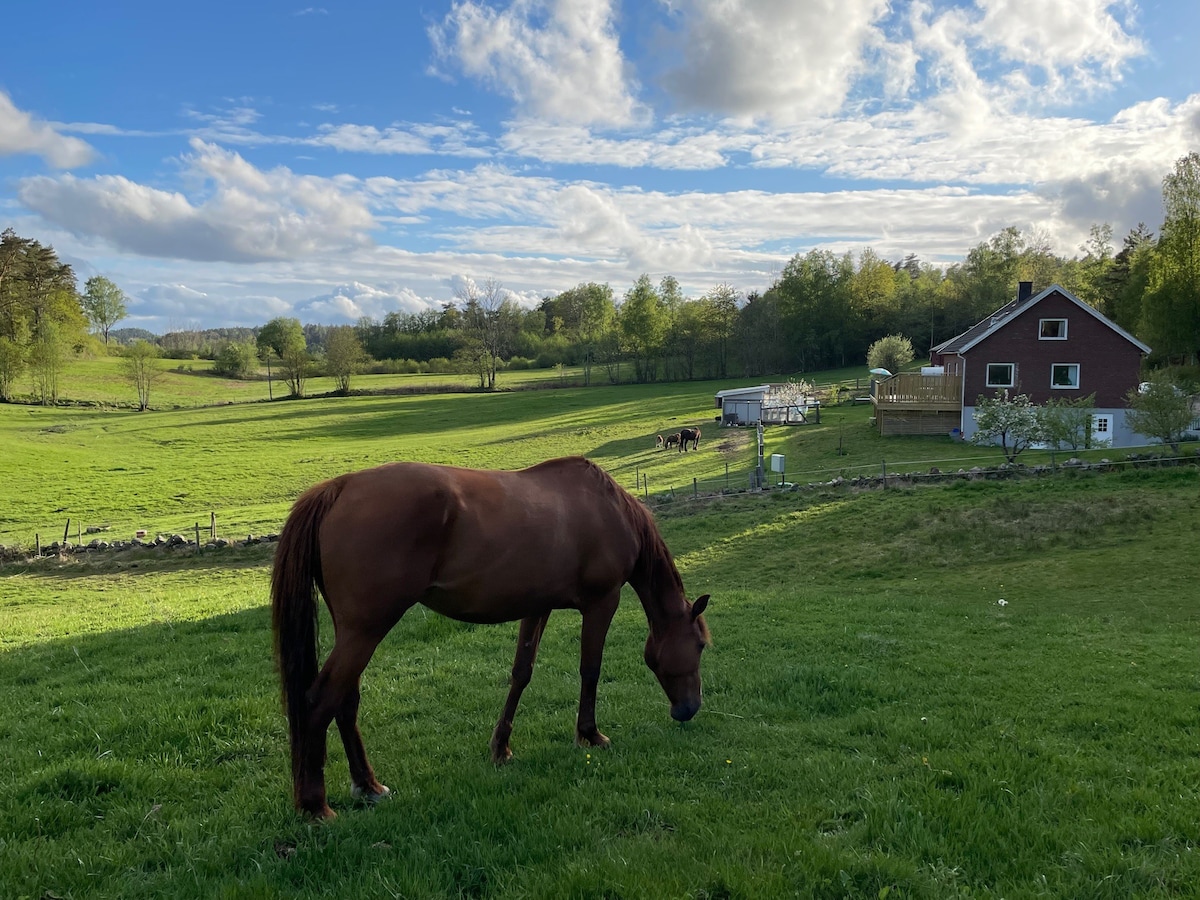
[2,378,1199,898]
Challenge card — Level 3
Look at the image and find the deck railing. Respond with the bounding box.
[871,373,962,408]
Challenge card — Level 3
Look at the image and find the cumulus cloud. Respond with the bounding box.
[658,0,889,121]
[18,139,376,263]
[132,283,292,326]
[0,91,95,168]
[973,0,1144,90]
[294,282,438,322]
[430,0,645,127]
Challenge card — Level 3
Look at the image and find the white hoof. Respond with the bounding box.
[350,783,391,802]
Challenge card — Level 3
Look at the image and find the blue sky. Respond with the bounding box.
[2,0,1198,331]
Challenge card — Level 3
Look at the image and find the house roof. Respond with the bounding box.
[931,284,1152,356]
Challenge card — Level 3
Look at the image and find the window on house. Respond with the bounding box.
[1051,363,1080,388]
[986,363,1015,388]
[1093,415,1110,435]
[1039,318,1067,339]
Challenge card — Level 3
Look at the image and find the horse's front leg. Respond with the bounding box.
[490,612,550,764]
[576,591,620,749]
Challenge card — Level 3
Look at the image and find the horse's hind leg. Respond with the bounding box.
[298,629,387,817]
[576,590,620,749]
[490,612,550,764]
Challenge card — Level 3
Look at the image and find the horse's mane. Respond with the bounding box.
[573,459,709,641]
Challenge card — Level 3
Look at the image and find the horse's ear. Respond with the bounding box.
[691,595,709,619]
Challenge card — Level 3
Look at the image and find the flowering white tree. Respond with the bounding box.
[766,379,815,407]
[972,391,1044,462]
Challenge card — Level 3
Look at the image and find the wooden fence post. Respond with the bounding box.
[211,511,216,541]
[36,533,41,556]
[63,518,71,544]
[693,477,698,499]
[195,522,201,554]
[882,459,887,488]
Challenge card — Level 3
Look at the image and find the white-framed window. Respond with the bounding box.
[1051,363,1080,389]
[986,362,1016,388]
[1092,414,1111,436]
[1039,318,1068,340]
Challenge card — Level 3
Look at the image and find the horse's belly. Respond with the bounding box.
[419,586,572,624]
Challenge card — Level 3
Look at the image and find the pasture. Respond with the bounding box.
[1,380,1199,898]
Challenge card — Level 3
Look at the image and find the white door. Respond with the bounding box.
[1091,414,1113,446]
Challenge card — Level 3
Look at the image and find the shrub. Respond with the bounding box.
[867,334,915,375]
[213,341,259,379]
[1039,393,1103,451]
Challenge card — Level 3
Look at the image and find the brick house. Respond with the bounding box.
[873,283,1152,447]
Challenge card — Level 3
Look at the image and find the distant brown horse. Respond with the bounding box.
[678,427,701,452]
[661,432,681,450]
[272,456,711,819]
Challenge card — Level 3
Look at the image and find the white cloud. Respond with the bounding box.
[294,282,438,322]
[430,0,645,127]
[658,0,890,122]
[312,121,491,157]
[132,283,292,326]
[0,91,95,168]
[18,139,376,263]
[499,121,743,168]
[973,0,1144,91]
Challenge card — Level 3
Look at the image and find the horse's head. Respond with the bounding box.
[645,594,710,721]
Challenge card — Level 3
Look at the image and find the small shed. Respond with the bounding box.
[715,384,819,426]
[714,385,768,426]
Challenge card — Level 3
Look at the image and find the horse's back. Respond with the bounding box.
[317,458,639,624]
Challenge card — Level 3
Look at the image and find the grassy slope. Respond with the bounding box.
[6,372,1183,548]
[2,382,1199,898]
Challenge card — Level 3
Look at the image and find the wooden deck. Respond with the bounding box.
[871,373,962,411]
[871,374,963,436]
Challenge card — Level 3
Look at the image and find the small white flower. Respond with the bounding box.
[997,598,1008,607]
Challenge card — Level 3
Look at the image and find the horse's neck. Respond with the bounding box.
[630,542,686,632]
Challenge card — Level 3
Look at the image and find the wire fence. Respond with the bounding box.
[630,448,1200,511]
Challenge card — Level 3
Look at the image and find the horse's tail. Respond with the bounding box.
[272,477,344,791]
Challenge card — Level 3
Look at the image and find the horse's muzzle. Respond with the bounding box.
[671,700,700,722]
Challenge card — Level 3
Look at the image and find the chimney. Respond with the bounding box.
[1017,281,1033,303]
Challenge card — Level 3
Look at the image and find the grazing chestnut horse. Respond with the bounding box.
[661,432,681,450]
[272,456,711,819]
[678,427,701,452]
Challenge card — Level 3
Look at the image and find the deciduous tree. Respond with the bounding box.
[972,391,1044,463]
[120,340,162,410]
[866,334,914,375]
[82,275,127,346]
[1141,152,1200,364]
[324,325,366,393]
[257,317,308,397]
[1125,372,1195,453]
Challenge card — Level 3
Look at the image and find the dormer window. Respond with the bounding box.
[1039,318,1068,340]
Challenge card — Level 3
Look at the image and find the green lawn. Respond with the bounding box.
[2,378,1199,898]
[1,468,1198,898]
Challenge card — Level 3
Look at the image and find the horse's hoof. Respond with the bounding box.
[491,745,513,765]
[350,783,391,804]
[304,804,337,821]
[576,730,610,749]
